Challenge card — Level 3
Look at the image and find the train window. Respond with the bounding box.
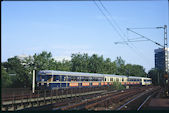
[81,76,84,81]
[93,77,98,81]
[60,75,67,81]
[77,76,81,81]
[44,75,52,81]
[85,77,89,81]
[54,75,61,81]
[116,78,119,82]
[110,78,113,81]
[71,76,78,81]
[81,76,89,81]
[67,76,71,81]
[105,78,106,81]
[122,78,124,81]
[89,77,93,81]
[37,75,42,81]
[98,77,103,81]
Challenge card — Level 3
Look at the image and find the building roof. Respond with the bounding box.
[155,48,169,53]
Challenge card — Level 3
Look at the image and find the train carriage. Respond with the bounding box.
[36,70,152,90]
[37,70,104,89]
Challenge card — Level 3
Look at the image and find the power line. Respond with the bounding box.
[93,0,152,65]
[126,27,158,29]
[93,0,127,44]
[127,28,164,48]
[98,0,126,38]
[93,0,140,52]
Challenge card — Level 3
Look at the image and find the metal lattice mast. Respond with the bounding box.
[164,25,168,73]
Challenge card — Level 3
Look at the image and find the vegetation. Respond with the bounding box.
[148,68,166,86]
[109,82,125,91]
[1,51,147,88]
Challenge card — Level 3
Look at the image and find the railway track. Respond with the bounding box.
[116,86,160,110]
[2,86,106,102]
[1,86,108,111]
[2,85,158,111]
[52,86,157,110]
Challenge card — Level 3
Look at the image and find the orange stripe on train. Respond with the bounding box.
[104,82,108,85]
[69,83,78,87]
[82,82,90,86]
[101,82,104,85]
[92,82,99,86]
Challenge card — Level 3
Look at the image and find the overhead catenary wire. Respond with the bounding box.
[126,29,154,64]
[93,0,127,45]
[93,0,152,64]
[127,28,164,48]
[98,0,126,38]
[126,27,158,29]
[114,40,149,44]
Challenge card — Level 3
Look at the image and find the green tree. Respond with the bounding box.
[103,58,113,74]
[114,57,125,75]
[71,53,90,72]
[88,54,104,73]
[125,64,133,76]
[33,51,55,71]
[125,64,146,77]
[148,68,164,85]
[2,56,31,88]
[57,59,71,71]
[1,65,12,88]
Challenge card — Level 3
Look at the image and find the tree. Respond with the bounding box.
[148,68,165,85]
[125,64,146,77]
[88,54,104,73]
[114,57,125,75]
[103,58,114,74]
[1,65,12,88]
[125,64,133,76]
[132,65,146,77]
[71,53,89,72]
[57,59,71,71]
[33,51,55,71]
[2,56,31,88]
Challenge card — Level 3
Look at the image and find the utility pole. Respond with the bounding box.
[164,25,168,72]
[114,25,169,95]
[115,25,168,72]
[163,25,168,96]
[32,70,35,94]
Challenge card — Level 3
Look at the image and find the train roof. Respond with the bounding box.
[38,70,104,77]
[38,70,126,77]
[38,70,151,79]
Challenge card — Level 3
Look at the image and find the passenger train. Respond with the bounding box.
[36,70,152,90]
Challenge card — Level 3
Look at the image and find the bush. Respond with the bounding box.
[108,82,125,91]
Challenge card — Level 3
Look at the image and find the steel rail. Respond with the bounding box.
[116,87,159,110]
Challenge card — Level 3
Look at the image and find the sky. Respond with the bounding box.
[2,0,168,72]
